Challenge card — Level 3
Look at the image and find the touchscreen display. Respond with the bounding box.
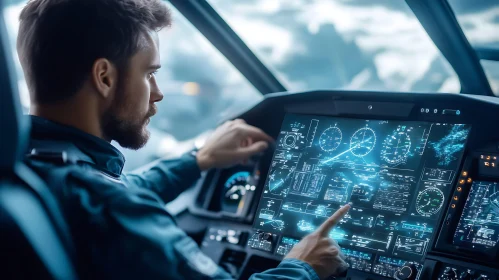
[254,114,470,262]
[453,181,499,252]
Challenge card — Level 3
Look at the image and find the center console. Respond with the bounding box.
[181,91,499,280]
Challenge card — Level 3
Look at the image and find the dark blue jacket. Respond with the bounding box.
[26,116,319,280]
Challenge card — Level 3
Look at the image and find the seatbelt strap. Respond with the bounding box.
[13,163,77,263]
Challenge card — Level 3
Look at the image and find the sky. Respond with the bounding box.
[209,0,498,94]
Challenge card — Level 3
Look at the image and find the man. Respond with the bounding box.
[18,0,350,279]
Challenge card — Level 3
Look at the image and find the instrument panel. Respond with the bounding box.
[186,91,499,280]
[252,114,469,279]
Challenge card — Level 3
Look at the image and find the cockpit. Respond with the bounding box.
[1,0,499,280]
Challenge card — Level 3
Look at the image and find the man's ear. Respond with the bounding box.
[91,58,118,100]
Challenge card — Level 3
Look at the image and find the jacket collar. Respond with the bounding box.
[29,115,125,177]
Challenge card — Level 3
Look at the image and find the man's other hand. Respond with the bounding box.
[284,204,351,280]
[196,119,273,171]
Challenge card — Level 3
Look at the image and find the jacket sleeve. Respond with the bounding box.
[249,259,320,280]
[122,152,201,204]
[65,169,320,280]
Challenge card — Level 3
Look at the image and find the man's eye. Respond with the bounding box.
[147,71,157,80]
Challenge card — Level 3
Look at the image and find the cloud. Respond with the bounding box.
[455,7,499,45]
[211,0,456,92]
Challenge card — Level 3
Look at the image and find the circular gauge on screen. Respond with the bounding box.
[283,134,297,149]
[381,130,411,164]
[319,126,343,152]
[350,127,376,157]
[416,188,445,217]
[223,171,255,213]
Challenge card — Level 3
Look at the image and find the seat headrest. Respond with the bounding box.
[0,6,30,171]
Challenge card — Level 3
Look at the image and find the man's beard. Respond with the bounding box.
[102,96,157,150]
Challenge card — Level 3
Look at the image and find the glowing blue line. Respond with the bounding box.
[322,147,356,164]
[321,136,372,164]
[269,179,284,192]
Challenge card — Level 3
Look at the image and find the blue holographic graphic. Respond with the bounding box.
[430,125,470,166]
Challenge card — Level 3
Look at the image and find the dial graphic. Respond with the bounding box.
[223,171,253,213]
[381,129,412,164]
[283,134,297,149]
[350,127,376,157]
[416,188,444,217]
[319,126,342,152]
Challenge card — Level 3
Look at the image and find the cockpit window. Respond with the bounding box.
[448,0,499,48]
[208,0,460,93]
[2,1,262,171]
[481,60,499,94]
[447,0,499,95]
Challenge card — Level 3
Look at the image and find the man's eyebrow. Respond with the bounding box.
[148,64,161,70]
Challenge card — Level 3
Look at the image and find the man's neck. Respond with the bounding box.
[30,98,108,141]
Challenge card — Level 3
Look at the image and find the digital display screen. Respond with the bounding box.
[219,168,255,214]
[276,237,300,256]
[453,181,499,252]
[254,114,470,265]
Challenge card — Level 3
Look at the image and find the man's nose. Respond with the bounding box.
[151,77,163,103]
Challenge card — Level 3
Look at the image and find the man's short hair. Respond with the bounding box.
[17,0,172,104]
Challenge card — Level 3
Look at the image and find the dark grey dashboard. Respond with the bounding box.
[175,90,499,280]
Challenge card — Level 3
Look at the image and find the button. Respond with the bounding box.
[434,109,438,114]
[457,187,462,192]
[467,178,472,183]
[442,109,460,115]
[460,179,465,184]
[420,108,425,113]
[444,267,457,278]
[451,204,456,208]
[459,271,472,280]
[453,196,459,201]
[425,108,429,113]
[487,156,491,160]
[462,171,468,176]
[394,264,418,280]
[485,162,490,167]
[227,236,239,244]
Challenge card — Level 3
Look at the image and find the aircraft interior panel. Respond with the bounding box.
[179,90,499,280]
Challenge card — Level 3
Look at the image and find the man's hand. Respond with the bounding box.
[285,204,351,280]
[196,119,273,171]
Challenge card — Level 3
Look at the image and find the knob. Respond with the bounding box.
[444,267,457,279]
[394,264,418,280]
[459,271,471,280]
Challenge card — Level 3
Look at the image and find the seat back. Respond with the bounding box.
[0,1,78,279]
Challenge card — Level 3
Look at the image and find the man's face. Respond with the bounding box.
[103,32,163,150]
